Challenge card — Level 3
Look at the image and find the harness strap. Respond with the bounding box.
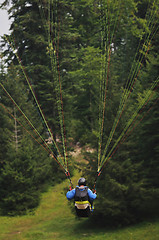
[75,201,91,206]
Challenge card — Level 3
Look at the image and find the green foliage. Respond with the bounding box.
[68,46,101,144]
[0,62,63,215]
[0,0,159,225]
[0,179,159,240]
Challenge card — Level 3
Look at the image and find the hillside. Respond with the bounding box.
[0,174,159,240]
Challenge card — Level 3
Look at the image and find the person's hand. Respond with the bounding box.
[93,189,96,194]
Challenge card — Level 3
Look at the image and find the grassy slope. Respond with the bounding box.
[0,174,159,240]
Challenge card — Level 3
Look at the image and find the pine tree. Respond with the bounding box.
[0,59,59,215]
[1,0,59,136]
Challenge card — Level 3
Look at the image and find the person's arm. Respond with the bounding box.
[88,188,97,201]
[66,188,76,200]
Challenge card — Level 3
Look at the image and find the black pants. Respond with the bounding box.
[75,206,91,218]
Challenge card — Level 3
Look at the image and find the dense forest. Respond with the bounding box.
[0,0,159,225]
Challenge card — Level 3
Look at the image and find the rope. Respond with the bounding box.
[98,1,159,171]
[94,86,159,189]
[98,0,122,170]
[46,0,69,172]
[36,0,71,179]
[4,35,66,167]
[0,103,51,155]
[37,1,72,185]
[0,82,66,165]
[100,94,159,174]
[0,103,71,175]
[99,78,159,171]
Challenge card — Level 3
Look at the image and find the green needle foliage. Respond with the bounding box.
[0,0,159,224]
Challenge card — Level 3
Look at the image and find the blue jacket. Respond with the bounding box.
[66,186,97,201]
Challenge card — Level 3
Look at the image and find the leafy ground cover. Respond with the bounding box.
[0,174,159,240]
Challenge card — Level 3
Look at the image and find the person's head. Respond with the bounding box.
[78,177,86,186]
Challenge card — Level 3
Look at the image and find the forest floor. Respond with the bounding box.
[0,170,159,240]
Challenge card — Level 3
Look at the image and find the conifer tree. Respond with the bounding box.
[0,63,54,215]
[1,0,59,136]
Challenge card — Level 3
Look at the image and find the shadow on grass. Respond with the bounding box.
[71,213,159,235]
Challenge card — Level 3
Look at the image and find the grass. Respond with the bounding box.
[0,174,159,240]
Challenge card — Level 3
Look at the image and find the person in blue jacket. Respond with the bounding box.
[66,177,97,217]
